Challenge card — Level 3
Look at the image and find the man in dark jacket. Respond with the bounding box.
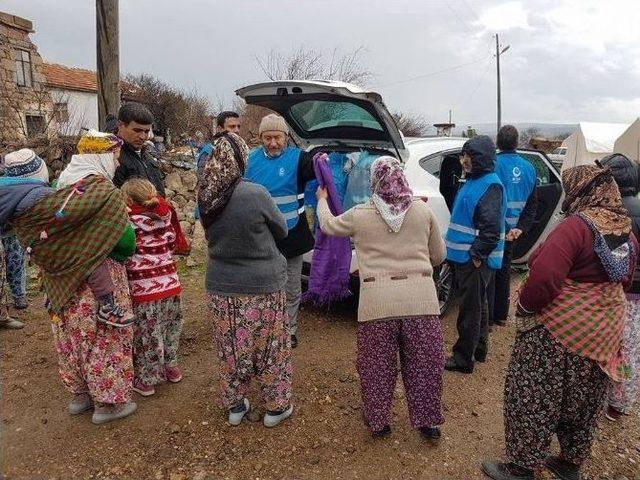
[489,125,538,327]
[113,102,165,196]
[444,135,506,373]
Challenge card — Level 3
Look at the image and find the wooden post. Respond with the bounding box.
[96,0,120,131]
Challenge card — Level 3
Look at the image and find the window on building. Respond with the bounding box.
[25,115,45,137]
[14,49,33,87]
[54,102,69,123]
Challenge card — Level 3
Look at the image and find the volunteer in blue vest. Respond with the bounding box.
[489,125,538,327]
[444,135,506,374]
[245,114,316,349]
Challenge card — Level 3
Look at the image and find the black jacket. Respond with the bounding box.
[462,136,505,262]
[114,143,166,196]
[276,151,316,259]
[601,153,640,293]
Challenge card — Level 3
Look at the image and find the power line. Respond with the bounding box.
[380,55,492,88]
[445,2,473,33]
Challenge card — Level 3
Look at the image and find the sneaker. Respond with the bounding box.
[14,297,28,310]
[0,317,24,329]
[97,301,133,328]
[165,365,182,383]
[132,379,155,397]
[605,405,624,422]
[481,460,534,480]
[263,404,293,428]
[228,398,250,426]
[68,393,93,415]
[419,425,441,442]
[544,455,581,480]
[91,402,137,425]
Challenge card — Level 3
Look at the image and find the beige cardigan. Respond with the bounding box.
[317,198,446,322]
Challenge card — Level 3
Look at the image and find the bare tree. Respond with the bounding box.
[256,46,373,86]
[393,111,430,137]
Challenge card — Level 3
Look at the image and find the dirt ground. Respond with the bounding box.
[1,267,639,480]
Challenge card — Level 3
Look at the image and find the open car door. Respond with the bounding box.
[236,80,408,162]
[510,149,564,263]
[413,146,563,264]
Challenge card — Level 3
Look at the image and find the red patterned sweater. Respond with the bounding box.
[125,198,182,304]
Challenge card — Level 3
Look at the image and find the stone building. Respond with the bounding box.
[0,11,57,154]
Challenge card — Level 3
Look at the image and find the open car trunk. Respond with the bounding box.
[236,80,409,162]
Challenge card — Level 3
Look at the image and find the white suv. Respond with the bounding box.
[237,80,564,313]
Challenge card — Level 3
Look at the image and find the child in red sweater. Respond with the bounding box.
[121,178,185,396]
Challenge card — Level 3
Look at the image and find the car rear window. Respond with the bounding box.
[289,100,384,132]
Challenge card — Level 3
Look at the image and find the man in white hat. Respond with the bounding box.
[244,114,316,348]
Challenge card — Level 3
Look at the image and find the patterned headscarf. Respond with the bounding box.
[197,132,248,228]
[561,165,631,236]
[369,156,413,233]
[76,129,123,154]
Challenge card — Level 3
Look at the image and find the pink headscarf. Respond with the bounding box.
[369,156,413,232]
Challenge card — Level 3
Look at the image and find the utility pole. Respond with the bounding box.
[495,34,510,134]
[96,0,120,131]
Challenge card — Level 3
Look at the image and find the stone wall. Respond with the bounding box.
[0,12,57,154]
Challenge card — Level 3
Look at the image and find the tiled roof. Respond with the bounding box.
[42,62,139,100]
[42,62,98,93]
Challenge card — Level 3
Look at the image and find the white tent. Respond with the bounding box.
[561,122,629,171]
[613,118,640,162]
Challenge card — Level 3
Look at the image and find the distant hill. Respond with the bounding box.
[455,123,577,139]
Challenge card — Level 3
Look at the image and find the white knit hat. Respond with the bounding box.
[258,113,289,136]
[3,148,50,183]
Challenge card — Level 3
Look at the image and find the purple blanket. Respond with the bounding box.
[302,153,352,306]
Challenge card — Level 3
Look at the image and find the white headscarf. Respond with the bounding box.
[56,153,117,190]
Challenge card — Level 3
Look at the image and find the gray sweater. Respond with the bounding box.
[205,180,288,295]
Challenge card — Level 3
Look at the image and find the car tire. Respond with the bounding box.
[434,262,455,315]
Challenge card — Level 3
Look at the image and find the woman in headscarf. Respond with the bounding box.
[482,165,638,480]
[199,132,293,428]
[9,131,137,425]
[316,156,446,440]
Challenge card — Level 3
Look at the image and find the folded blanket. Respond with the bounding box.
[12,176,128,312]
[302,153,351,306]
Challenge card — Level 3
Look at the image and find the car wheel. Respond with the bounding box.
[435,262,455,315]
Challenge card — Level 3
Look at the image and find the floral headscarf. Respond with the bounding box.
[197,132,248,228]
[369,156,413,233]
[561,165,631,236]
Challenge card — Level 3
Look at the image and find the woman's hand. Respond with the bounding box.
[316,187,328,201]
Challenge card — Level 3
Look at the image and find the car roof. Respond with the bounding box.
[405,136,467,158]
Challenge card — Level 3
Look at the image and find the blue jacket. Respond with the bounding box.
[446,172,506,269]
[495,151,537,230]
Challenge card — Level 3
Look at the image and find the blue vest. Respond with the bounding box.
[494,152,537,230]
[245,146,303,230]
[445,173,506,270]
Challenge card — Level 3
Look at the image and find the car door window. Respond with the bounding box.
[419,153,443,178]
[517,151,556,185]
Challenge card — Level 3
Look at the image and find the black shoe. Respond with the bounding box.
[291,335,298,349]
[444,356,473,374]
[481,461,534,480]
[371,425,391,438]
[475,350,487,363]
[493,318,507,327]
[544,456,581,480]
[419,426,441,442]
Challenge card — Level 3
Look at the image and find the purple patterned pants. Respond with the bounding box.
[356,315,445,432]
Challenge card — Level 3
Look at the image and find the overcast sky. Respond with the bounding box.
[4,0,640,128]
